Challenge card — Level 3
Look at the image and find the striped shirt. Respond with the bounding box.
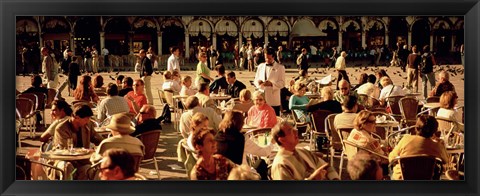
[97,95,130,122]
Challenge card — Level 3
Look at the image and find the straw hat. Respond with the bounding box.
[105,113,135,134]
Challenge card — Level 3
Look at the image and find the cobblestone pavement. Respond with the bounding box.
[16,62,464,180]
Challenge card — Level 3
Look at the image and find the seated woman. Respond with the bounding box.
[307,86,342,114]
[180,75,197,96]
[187,113,211,150]
[215,110,274,165]
[162,71,181,93]
[437,91,463,124]
[289,83,310,122]
[191,128,237,180]
[247,91,277,128]
[351,73,368,92]
[93,75,106,96]
[74,75,99,104]
[345,110,385,161]
[231,89,254,114]
[388,114,448,180]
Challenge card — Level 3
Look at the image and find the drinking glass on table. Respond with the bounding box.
[67,138,74,152]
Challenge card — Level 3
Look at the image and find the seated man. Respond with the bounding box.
[162,70,181,93]
[194,82,216,110]
[97,83,130,123]
[333,96,359,129]
[430,70,456,97]
[52,104,104,179]
[40,100,72,142]
[118,77,133,97]
[356,74,380,98]
[131,105,162,137]
[334,80,358,104]
[179,96,221,139]
[53,103,104,149]
[98,148,137,180]
[270,121,340,180]
[209,64,229,94]
[347,152,383,180]
[378,76,405,106]
[91,113,145,164]
[307,86,343,114]
[124,79,148,115]
[225,71,246,98]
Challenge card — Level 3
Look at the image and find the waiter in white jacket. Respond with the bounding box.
[254,47,285,116]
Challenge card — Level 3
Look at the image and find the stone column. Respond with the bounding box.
[212,33,217,49]
[361,31,366,49]
[128,31,134,55]
[99,32,105,54]
[264,30,268,46]
[338,31,343,50]
[70,32,75,55]
[408,31,412,48]
[430,33,434,52]
[451,35,456,52]
[158,31,162,55]
[239,33,243,47]
[185,33,190,58]
[385,31,389,46]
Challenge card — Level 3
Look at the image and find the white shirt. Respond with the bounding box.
[356,82,380,98]
[96,96,130,122]
[242,137,274,166]
[335,56,346,70]
[310,46,317,55]
[179,107,222,139]
[379,84,405,101]
[167,54,180,72]
[180,85,197,96]
[162,79,181,93]
[102,48,109,55]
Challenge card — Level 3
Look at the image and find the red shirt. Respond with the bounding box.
[124,91,147,114]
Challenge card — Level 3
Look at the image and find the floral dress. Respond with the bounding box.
[191,155,236,180]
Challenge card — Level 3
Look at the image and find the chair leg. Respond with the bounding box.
[329,147,335,166]
[339,151,344,178]
[154,157,161,180]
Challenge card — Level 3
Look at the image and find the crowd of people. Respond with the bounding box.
[16,40,464,181]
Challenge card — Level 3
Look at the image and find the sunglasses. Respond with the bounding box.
[134,84,143,86]
[340,87,348,90]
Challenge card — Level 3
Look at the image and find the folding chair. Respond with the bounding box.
[399,97,419,127]
[16,97,36,140]
[335,127,353,177]
[309,110,333,152]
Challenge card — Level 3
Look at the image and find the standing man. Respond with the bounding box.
[91,46,99,73]
[420,45,437,99]
[335,51,350,90]
[330,47,338,67]
[84,46,93,74]
[139,49,153,105]
[102,47,110,72]
[460,44,464,67]
[276,46,283,64]
[167,46,181,72]
[239,44,247,70]
[207,46,218,69]
[297,48,309,72]
[398,44,409,72]
[254,47,285,116]
[41,47,55,87]
[21,47,30,76]
[406,45,421,93]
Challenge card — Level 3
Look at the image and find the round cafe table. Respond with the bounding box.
[41,149,94,161]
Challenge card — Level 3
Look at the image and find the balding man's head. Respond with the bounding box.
[439,71,449,83]
[339,80,350,95]
[137,105,156,124]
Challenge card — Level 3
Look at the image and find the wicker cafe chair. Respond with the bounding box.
[426,96,440,103]
[136,130,161,180]
[386,126,416,149]
[29,159,69,180]
[335,127,353,177]
[343,140,388,160]
[435,117,463,147]
[16,97,36,140]
[399,97,419,127]
[385,95,405,122]
[324,113,338,166]
[156,88,167,106]
[309,110,333,151]
[389,154,444,180]
[291,110,309,140]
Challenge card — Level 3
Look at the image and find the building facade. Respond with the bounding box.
[16,16,464,61]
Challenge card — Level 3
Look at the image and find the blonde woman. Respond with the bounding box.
[345,110,385,161]
[180,75,197,96]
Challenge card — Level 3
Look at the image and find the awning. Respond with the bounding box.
[290,19,327,38]
[188,20,212,37]
[267,19,289,37]
[242,19,264,38]
[289,19,327,47]
[216,20,238,37]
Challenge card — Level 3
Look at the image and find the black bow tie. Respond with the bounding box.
[266,63,273,67]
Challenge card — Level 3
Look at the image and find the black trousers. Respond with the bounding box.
[272,106,281,116]
[336,70,350,90]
